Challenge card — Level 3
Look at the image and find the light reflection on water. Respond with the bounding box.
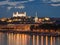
[0,32,60,45]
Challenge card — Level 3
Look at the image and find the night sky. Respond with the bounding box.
[0,0,60,18]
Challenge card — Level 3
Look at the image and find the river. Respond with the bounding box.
[0,32,60,45]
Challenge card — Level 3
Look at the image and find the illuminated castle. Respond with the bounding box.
[13,12,26,17]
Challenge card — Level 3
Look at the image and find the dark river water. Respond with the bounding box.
[0,32,60,45]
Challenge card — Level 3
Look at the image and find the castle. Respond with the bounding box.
[13,12,26,17]
[13,12,39,23]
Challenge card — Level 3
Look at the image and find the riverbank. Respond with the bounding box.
[0,29,60,37]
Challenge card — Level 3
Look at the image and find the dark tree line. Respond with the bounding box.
[30,23,60,31]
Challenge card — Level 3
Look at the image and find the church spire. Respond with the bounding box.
[35,12,38,22]
[36,12,37,17]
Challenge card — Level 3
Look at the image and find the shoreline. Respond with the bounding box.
[0,29,60,37]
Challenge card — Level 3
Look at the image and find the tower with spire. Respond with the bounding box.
[34,12,38,23]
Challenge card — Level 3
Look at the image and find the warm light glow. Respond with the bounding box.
[46,29,49,32]
[13,19,18,21]
[7,20,12,22]
[36,35,39,45]
[50,36,53,45]
[39,19,42,22]
[34,17,38,22]
[1,18,7,21]
[33,35,35,45]
[46,36,48,45]
[41,36,44,45]
[1,19,5,21]
[45,17,50,20]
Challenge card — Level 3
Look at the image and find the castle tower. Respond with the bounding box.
[13,12,17,17]
[34,12,38,22]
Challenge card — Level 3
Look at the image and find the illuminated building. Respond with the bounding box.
[13,12,26,17]
[44,17,50,21]
[0,18,7,21]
